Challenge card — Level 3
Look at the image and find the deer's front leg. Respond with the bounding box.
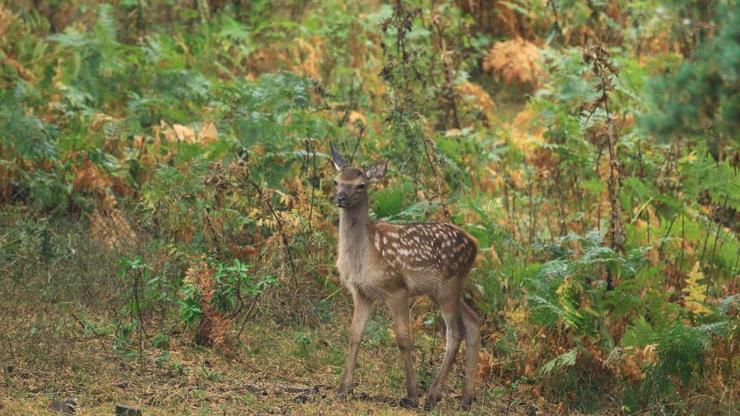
[338,288,374,396]
[387,291,420,407]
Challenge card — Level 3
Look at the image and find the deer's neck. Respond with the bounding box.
[337,200,371,279]
[339,199,370,251]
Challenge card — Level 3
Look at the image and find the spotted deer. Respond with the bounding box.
[331,144,480,410]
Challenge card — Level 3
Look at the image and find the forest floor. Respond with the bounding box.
[1,304,555,416]
[0,210,611,416]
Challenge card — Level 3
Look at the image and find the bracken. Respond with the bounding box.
[482,38,545,86]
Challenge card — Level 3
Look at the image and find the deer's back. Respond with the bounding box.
[370,221,477,284]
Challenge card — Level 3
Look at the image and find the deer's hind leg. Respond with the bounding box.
[424,291,464,410]
[460,300,481,410]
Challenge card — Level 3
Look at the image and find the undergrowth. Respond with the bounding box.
[0,1,737,415]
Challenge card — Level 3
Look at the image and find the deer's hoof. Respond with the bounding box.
[336,385,352,399]
[423,394,439,411]
[460,397,473,411]
[399,396,418,408]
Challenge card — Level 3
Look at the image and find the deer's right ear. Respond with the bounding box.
[365,159,388,183]
[330,143,348,171]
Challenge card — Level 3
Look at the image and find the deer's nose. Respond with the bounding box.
[335,192,350,207]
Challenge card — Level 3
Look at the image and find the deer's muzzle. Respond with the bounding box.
[335,193,351,207]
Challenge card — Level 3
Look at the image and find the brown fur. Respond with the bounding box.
[331,148,481,410]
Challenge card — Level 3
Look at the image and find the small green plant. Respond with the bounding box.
[200,365,222,382]
[178,258,277,348]
[155,351,171,368]
[114,321,136,354]
[152,332,170,349]
[116,256,153,359]
[294,331,312,357]
[179,259,277,324]
[365,315,392,347]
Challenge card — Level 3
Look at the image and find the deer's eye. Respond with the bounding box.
[333,180,338,186]
[357,183,366,190]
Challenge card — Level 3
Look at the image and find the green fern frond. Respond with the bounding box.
[539,348,578,376]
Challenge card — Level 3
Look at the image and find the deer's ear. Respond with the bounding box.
[365,160,388,183]
[330,143,348,171]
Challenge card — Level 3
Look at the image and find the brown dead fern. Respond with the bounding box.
[482,38,545,87]
[185,260,231,350]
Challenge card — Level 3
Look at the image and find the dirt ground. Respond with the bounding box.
[1,304,556,416]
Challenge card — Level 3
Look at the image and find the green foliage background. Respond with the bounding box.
[0,0,737,414]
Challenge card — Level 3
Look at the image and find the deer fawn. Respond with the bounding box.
[331,144,481,410]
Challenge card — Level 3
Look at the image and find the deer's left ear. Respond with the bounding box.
[364,160,388,183]
[330,143,348,171]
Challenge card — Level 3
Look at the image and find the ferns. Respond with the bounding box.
[0,89,57,161]
[528,293,583,329]
[683,262,711,316]
[655,323,712,384]
[539,348,578,376]
[0,1,737,413]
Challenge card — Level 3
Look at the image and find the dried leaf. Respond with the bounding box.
[198,121,218,144]
[477,349,496,381]
[72,157,113,194]
[173,124,196,143]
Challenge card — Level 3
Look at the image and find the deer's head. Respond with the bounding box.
[330,143,387,209]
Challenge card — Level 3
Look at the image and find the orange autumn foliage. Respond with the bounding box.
[483,38,545,87]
